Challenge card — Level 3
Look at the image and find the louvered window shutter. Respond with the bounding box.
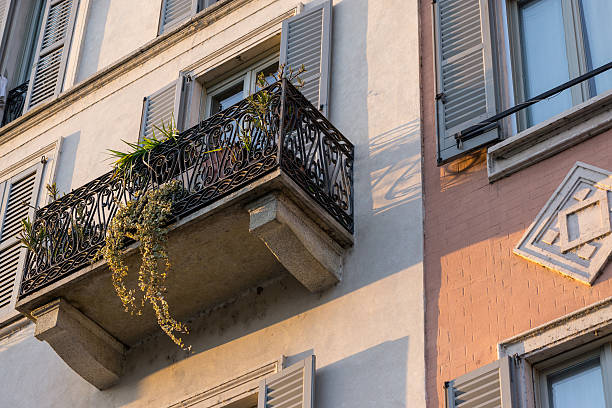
[434,0,500,165]
[0,0,13,51]
[258,355,315,408]
[445,357,514,408]
[159,0,197,35]
[280,0,332,116]
[24,0,79,111]
[0,163,44,321]
[140,80,184,142]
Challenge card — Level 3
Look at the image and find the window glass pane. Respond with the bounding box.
[580,0,612,96]
[255,62,279,91]
[547,358,606,408]
[519,0,572,127]
[210,81,244,114]
[199,0,220,11]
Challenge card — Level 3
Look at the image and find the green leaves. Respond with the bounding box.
[17,217,44,253]
[101,180,190,350]
[107,115,179,177]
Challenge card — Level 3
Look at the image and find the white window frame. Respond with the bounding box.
[498,297,612,408]
[201,53,279,119]
[533,343,612,408]
[0,0,46,89]
[484,0,612,180]
[506,0,602,131]
[165,359,280,408]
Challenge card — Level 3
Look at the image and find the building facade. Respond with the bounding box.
[422,0,612,407]
[0,0,424,407]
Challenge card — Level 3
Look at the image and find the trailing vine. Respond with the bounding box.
[99,179,190,349]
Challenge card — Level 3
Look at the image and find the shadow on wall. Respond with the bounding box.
[75,0,111,84]
[316,337,408,408]
[369,119,421,216]
[54,131,80,194]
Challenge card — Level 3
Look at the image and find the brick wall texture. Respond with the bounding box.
[420,1,612,406]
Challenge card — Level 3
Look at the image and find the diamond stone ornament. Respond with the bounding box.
[514,162,612,284]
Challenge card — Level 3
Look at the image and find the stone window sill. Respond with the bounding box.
[487,89,612,182]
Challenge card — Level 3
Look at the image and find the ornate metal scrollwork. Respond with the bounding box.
[19,80,354,298]
[2,81,29,126]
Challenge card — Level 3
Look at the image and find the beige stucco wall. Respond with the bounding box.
[0,0,424,406]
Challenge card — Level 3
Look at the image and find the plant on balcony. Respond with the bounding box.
[19,183,97,267]
[242,63,306,150]
[100,179,190,349]
[99,66,306,348]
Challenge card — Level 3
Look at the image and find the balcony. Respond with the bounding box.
[15,80,353,389]
[1,81,28,126]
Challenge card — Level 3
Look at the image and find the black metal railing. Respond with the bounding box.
[18,80,354,298]
[455,61,612,146]
[2,81,29,126]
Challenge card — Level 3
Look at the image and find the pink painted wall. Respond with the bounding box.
[419,1,612,406]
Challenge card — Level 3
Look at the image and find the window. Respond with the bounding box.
[0,0,45,88]
[175,0,332,131]
[159,0,226,35]
[0,0,45,125]
[433,0,612,165]
[535,345,612,408]
[197,0,220,10]
[512,0,612,128]
[203,56,278,118]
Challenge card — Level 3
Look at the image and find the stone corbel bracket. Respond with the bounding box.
[32,298,126,390]
[248,193,345,292]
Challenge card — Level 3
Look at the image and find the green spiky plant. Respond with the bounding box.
[107,116,189,178]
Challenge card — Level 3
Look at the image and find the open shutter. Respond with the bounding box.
[434,0,499,165]
[258,355,315,408]
[140,80,185,142]
[445,357,514,408]
[280,0,332,116]
[159,0,197,35]
[0,163,44,321]
[0,0,13,51]
[175,72,194,132]
[24,0,79,111]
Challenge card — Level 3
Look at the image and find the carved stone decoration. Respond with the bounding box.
[514,162,612,284]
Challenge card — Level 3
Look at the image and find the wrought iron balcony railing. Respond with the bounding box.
[2,81,29,126]
[19,80,354,298]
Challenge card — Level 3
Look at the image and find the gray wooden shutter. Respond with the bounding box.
[0,163,44,320]
[434,0,499,165]
[140,80,183,142]
[280,0,332,116]
[445,357,514,408]
[24,0,79,111]
[258,355,315,408]
[159,0,197,35]
[0,0,13,51]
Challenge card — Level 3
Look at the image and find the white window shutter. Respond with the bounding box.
[280,0,332,116]
[24,0,80,111]
[434,0,499,164]
[159,0,197,35]
[140,80,183,142]
[258,355,315,408]
[0,163,44,321]
[0,0,13,51]
[445,357,514,408]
